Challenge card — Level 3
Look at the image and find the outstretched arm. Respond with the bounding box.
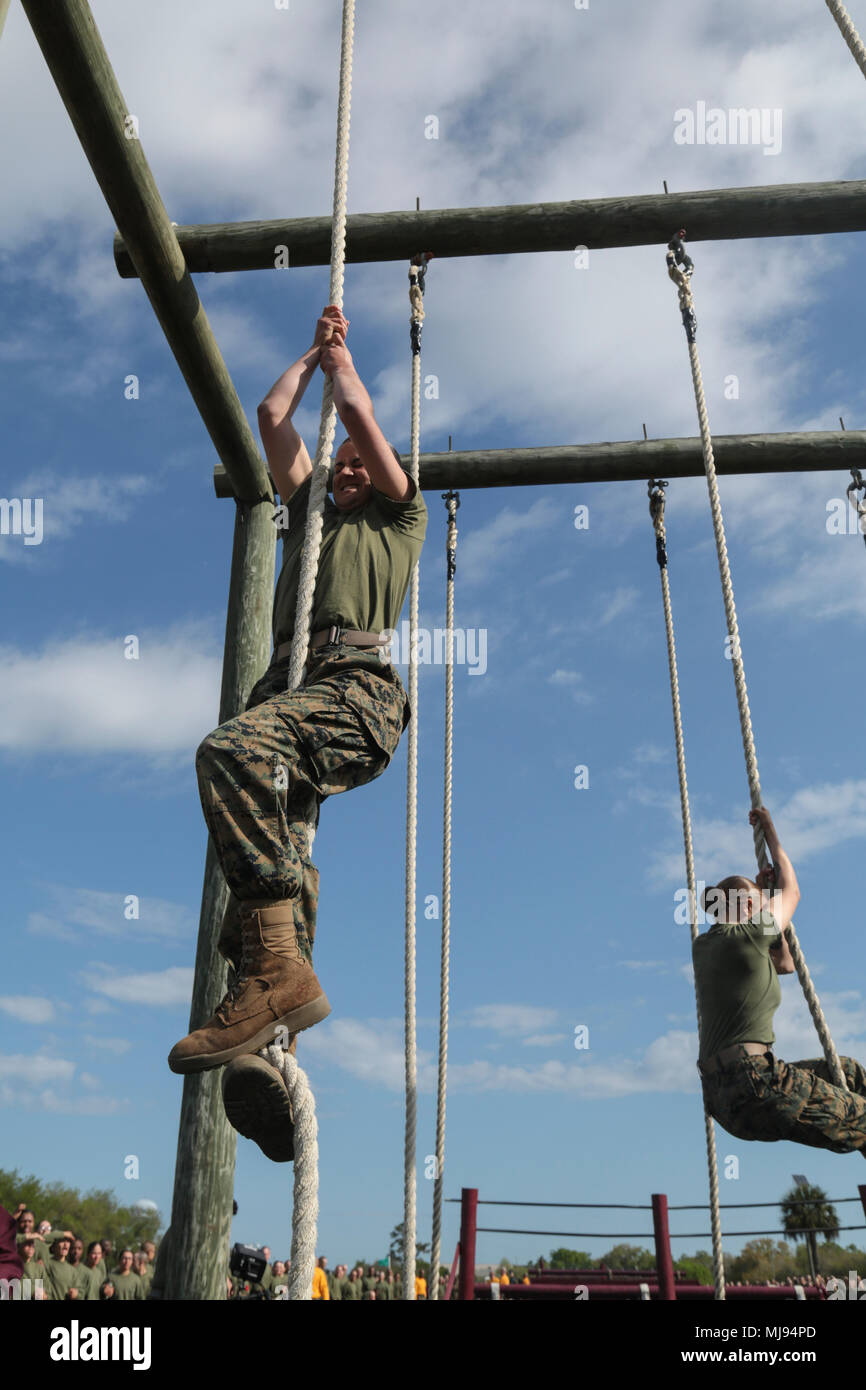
[319,331,414,502]
[257,307,349,500]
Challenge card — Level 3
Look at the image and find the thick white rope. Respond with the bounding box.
[825,0,866,79]
[667,239,847,1089]
[430,493,458,1301]
[402,261,426,1299]
[649,485,725,1301]
[258,0,355,1298]
[263,1046,319,1301]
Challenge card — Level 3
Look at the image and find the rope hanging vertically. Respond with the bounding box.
[264,0,356,1301]
[403,253,431,1297]
[430,488,459,1301]
[825,0,866,79]
[665,231,847,1090]
[648,478,725,1302]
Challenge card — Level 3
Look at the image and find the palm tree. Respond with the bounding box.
[780,1183,839,1278]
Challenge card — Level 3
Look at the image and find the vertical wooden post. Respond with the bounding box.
[164,498,277,1300]
[458,1188,478,1301]
[858,1185,866,1222]
[651,1193,677,1301]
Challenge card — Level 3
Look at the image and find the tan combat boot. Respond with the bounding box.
[167,900,329,1074]
[219,871,320,1160]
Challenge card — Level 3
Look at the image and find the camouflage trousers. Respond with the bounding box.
[700,1052,866,1156]
[195,644,409,962]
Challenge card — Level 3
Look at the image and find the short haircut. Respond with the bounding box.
[701,876,759,923]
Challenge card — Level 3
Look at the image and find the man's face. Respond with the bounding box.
[87,1243,103,1267]
[21,1240,36,1262]
[332,442,373,511]
[38,1221,51,1237]
[103,1240,113,1254]
[262,1247,270,1261]
[55,1238,71,1261]
[18,1211,34,1233]
[143,1243,155,1262]
[73,1239,83,1261]
[119,1251,133,1273]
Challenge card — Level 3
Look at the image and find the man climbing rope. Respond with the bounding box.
[167,305,428,1159]
[694,805,866,1158]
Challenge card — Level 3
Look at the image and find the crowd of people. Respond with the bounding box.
[10,1205,155,1300]
[232,1254,426,1300]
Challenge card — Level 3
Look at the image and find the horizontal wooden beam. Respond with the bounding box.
[23,0,272,505]
[213,431,865,497]
[119,179,866,278]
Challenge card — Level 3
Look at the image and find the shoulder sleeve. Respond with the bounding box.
[742,911,782,946]
[370,478,428,535]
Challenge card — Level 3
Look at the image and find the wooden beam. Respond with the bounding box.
[214,432,866,496]
[117,179,866,277]
[22,0,271,504]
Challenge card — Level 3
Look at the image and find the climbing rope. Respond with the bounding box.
[263,1045,319,1301]
[648,479,725,1301]
[430,489,460,1301]
[403,253,431,1298]
[262,0,355,1298]
[825,0,866,80]
[848,466,866,549]
[666,231,847,1090]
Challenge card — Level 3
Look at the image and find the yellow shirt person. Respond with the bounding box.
[312,1266,330,1300]
[414,1274,427,1299]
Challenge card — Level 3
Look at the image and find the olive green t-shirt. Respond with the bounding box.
[272,473,428,654]
[110,1269,145,1301]
[692,911,783,1063]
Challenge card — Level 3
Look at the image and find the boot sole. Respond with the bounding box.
[222,1058,295,1163]
[167,994,331,1074]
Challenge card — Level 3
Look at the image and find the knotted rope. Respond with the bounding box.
[263,1045,319,1301]
[649,479,725,1301]
[666,231,847,1089]
[263,0,356,1299]
[430,489,459,1301]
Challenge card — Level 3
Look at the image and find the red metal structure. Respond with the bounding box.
[458,1188,478,1302]
[651,1193,676,1301]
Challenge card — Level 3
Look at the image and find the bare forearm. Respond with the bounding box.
[330,364,372,420]
[259,345,321,423]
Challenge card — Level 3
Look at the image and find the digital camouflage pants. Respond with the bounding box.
[700,1051,866,1157]
[195,643,409,964]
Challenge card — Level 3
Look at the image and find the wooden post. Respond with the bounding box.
[164,498,277,1300]
[22,0,272,506]
[215,430,866,496]
[116,179,866,277]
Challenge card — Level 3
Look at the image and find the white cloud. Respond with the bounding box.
[0,996,55,1024]
[83,1035,133,1056]
[461,1004,560,1035]
[84,967,194,1008]
[29,885,195,942]
[0,626,223,754]
[0,1054,75,1085]
[647,778,866,887]
[522,1033,569,1048]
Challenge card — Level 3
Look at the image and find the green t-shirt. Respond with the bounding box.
[342,1277,363,1300]
[272,472,428,654]
[75,1264,104,1300]
[44,1257,79,1302]
[692,911,783,1063]
[110,1269,145,1301]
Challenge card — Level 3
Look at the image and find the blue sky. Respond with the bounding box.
[2,0,866,1275]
